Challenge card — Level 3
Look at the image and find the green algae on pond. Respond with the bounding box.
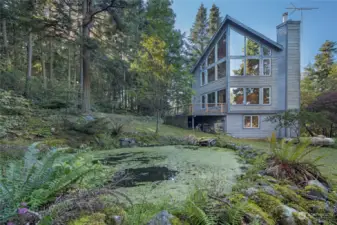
[93,146,244,203]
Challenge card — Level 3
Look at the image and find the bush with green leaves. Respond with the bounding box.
[266,133,327,186]
[0,142,102,223]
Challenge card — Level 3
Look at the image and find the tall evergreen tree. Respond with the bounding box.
[306,40,337,91]
[189,3,208,62]
[208,4,221,38]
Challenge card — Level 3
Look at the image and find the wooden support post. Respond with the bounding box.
[192,116,195,130]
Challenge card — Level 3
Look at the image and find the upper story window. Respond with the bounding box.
[207,48,215,65]
[208,67,215,83]
[217,33,226,60]
[230,87,271,105]
[230,88,244,105]
[229,28,272,76]
[246,39,260,56]
[230,29,245,56]
[217,61,226,79]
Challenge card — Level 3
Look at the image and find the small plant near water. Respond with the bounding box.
[266,133,328,185]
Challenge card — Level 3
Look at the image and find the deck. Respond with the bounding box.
[168,103,228,116]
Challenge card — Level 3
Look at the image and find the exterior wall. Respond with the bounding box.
[226,114,282,138]
[286,22,301,110]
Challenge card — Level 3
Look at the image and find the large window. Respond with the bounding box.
[230,29,245,56]
[230,88,244,105]
[230,59,244,76]
[208,48,215,65]
[246,88,260,104]
[202,95,206,108]
[263,59,271,76]
[217,61,226,78]
[230,87,271,105]
[244,115,259,128]
[201,71,206,86]
[208,92,216,107]
[229,28,272,76]
[263,88,270,104]
[208,67,215,83]
[218,89,226,104]
[217,33,226,59]
[246,59,259,76]
[246,39,260,56]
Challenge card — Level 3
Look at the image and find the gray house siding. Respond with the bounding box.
[226,114,279,138]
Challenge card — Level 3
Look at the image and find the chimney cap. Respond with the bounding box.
[282,12,288,22]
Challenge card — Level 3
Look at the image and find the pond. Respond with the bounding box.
[94,146,244,203]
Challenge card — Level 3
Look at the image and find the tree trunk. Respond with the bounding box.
[156,110,159,134]
[2,19,9,63]
[49,40,54,85]
[82,0,91,112]
[68,46,71,89]
[42,49,47,89]
[25,31,33,96]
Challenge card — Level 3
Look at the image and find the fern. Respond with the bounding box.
[184,200,215,225]
[181,190,216,225]
[0,142,101,222]
[220,202,247,225]
[266,136,328,185]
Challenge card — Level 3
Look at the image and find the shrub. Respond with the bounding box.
[265,133,327,186]
[0,143,102,223]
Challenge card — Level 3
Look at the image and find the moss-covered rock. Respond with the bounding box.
[304,185,327,200]
[245,202,275,225]
[273,184,304,204]
[251,192,284,219]
[103,205,127,225]
[68,213,106,225]
[292,212,312,225]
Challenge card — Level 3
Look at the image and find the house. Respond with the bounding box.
[189,13,301,138]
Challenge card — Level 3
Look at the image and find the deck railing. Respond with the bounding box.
[167,103,228,116]
[190,103,227,115]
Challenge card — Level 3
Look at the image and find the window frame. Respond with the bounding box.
[243,115,260,129]
[229,27,272,77]
[230,87,271,106]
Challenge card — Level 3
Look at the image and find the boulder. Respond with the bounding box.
[261,186,279,197]
[146,211,174,225]
[119,138,137,148]
[305,180,328,200]
[245,187,259,197]
[279,205,297,225]
[311,136,335,146]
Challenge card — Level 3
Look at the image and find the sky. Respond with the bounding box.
[171,0,337,70]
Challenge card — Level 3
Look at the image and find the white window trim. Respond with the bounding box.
[230,87,272,106]
[243,115,260,129]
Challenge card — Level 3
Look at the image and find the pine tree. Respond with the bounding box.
[208,4,221,38]
[189,3,208,61]
[307,40,337,91]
